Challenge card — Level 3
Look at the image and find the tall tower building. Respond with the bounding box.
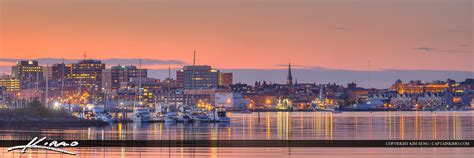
[287,61,293,86]
[11,60,43,89]
[68,59,105,91]
[176,65,219,89]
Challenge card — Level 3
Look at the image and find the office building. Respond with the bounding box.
[68,60,105,90]
[110,65,147,91]
[177,65,219,89]
[0,76,21,92]
[11,60,43,89]
[218,72,233,87]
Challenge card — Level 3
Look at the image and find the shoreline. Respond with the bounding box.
[0,119,109,128]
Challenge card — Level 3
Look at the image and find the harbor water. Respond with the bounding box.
[1,111,473,158]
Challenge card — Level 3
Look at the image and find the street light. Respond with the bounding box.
[53,101,61,110]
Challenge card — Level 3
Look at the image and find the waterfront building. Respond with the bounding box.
[218,72,233,87]
[212,91,249,109]
[126,77,160,106]
[176,65,219,89]
[11,60,43,89]
[244,95,278,109]
[369,91,472,110]
[154,92,186,110]
[391,79,449,94]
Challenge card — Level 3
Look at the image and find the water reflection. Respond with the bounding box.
[1,111,473,157]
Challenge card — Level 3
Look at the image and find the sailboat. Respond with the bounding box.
[164,51,198,123]
[132,59,152,123]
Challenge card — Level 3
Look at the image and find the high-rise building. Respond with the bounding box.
[43,65,53,82]
[11,60,43,89]
[0,76,21,92]
[68,60,105,91]
[51,63,68,82]
[218,72,233,87]
[177,65,219,89]
[110,65,147,91]
[49,63,77,96]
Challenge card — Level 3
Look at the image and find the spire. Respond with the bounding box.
[287,60,293,85]
[83,51,87,60]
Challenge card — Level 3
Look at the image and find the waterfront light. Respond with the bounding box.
[53,101,61,110]
[86,104,94,110]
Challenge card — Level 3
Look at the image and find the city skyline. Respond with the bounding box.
[0,58,472,89]
[0,1,473,158]
[1,0,472,71]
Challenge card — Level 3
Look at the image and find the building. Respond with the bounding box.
[51,63,68,83]
[47,63,77,97]
[67,59,105,91]
[218,72,233,87]
[0,76,21,92]
[110,65,147,91]
[117,77,162,107]
[214,91,250,109]
[11,60,43,89]
[347,82,357,90]
[42,65,53,81]
[177,65,219,89]
[230,83,253,94]
[287,62,293,85]
[391,79,449,94]
[102,69,112,91]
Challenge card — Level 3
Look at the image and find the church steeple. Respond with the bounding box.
[287,60,293,85]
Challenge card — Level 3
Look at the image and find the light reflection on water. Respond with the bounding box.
[1,111,473,157]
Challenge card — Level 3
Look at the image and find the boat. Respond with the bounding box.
[176,111,193,123]
[190,110,210,122]
[164,112,177,123]
[209,107,230,122]
[152,113,166,122]
[91,107,114,124]
[131,59,152,123]
[132,108,152,123]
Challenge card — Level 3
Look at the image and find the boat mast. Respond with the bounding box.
[137,59,142,108]
[190,51,196,109]
[167,67,171,107]
[368,60,371,88]
[45,63,49,107]
[61,58,65,102]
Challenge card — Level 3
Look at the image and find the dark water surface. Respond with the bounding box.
[1,111,473,158]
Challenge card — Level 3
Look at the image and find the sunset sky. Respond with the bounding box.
[0,0,472,72]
